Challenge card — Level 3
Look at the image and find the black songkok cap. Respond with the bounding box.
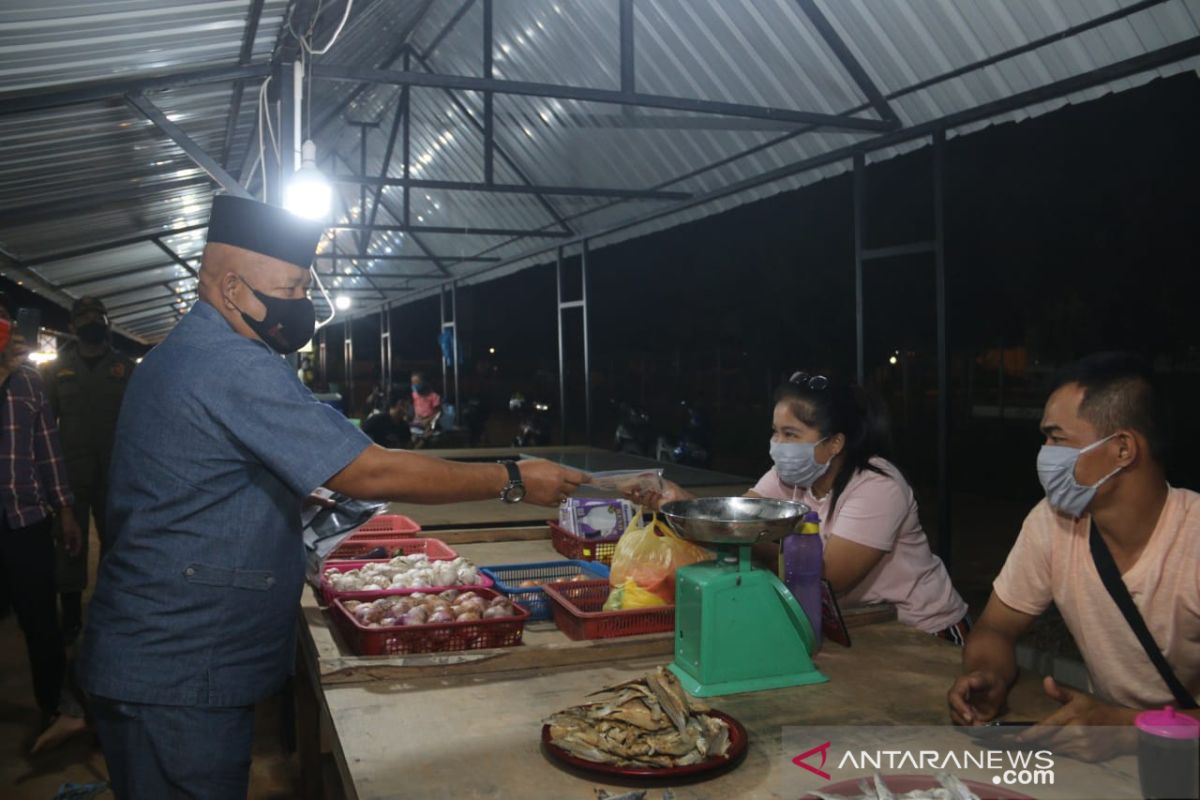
[205,194,325,269]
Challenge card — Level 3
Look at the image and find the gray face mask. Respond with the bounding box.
[770,439,829,488]
[1036,433,1123,517]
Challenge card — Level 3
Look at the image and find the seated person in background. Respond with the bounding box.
[629,371,970,641]
[948,353,1199,753]
[361,391,411,449]
[410,371,442,433]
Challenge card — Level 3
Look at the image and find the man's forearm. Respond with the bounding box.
[963,624,1019,687]
[327,447,509,503]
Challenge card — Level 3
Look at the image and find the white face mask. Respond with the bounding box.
[1036,433,1123,517]
[770,438,829,488]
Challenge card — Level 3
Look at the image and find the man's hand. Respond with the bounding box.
[948,669,1008,725]
[624,479,690,511]
[59,508,83,557]
[516,459,588,506]
[1015,677,1137,761]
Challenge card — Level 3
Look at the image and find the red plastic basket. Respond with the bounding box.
[548,521,622,565]
[319,554,492,605]
[542,579,675,640]
[327,533,454,562]
[356,514,421,536]
[331,588,530,656]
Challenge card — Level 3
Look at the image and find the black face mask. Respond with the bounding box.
[76,321,108,345]
[234,277,315,355]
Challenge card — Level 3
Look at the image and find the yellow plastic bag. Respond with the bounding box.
[607,511,712,605]
[602,578,668,611]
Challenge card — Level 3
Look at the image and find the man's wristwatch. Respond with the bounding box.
[499,461,526,504]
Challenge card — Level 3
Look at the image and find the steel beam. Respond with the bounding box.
[126,93,253,199]
[331,223,571,238]
[619,0,635,94]
[58,261,187,290]
[0,63,270,117]
[410,52,575,235]
[312,64,898,132]
[152,239,200,278]
[24,223,208,267]
[933,129,949,566]
[219,0,267,168]
[852,153,865,386]
[418,0,476,59]
[331,175,689,200]
[793,0,895,124]
[483,0,494,184]
[556,247,567,444]
[315,253,499,263]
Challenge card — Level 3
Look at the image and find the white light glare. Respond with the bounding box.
[334,294,352,311]
[284,140,332,220]
[28,351,57,364]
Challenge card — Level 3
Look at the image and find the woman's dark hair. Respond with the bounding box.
[773,372,892,515]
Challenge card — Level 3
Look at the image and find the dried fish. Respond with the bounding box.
[545,668,733,769]
[802,773,980,800]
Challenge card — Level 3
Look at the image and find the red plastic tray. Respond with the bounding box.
[541,709,747,778]
[326,519,429,561]
[541,579,674,640]
[331,587,529,656]
[548,521,621,565]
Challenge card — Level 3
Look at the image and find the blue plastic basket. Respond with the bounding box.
[480,560,611,622]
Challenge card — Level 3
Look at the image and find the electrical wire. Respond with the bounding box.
[307,0,353,55]
[311,262,337,329]
[257,77,271,201]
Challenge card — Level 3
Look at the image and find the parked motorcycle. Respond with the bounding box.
[510,393,552,447]
[612,400,654,456]
[655,401,711,468]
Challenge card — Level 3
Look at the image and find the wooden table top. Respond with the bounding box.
[299,536,1139,800]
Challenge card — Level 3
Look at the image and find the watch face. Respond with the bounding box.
[506,483,526,503]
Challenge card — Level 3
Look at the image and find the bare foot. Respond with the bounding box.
[31,713,88,754]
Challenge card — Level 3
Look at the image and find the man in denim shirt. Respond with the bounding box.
[79,196,586,798]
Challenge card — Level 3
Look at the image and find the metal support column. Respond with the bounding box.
[555,247,568,444]
[380,302,392,400]
[276,60,297,206]
[439,282,460,417]
[343,317,354,414]
[853,135,951,564]
[933,129,950,567]
[852,153,865,385]
[581,240,592,441]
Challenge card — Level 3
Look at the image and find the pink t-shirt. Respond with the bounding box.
[412,390,441,419]
[993,489,1200,708]
[753,458,967,634]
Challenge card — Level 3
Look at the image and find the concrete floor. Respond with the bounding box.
[0,526,301,799]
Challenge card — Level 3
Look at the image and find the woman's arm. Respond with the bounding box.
[823,535,888,594]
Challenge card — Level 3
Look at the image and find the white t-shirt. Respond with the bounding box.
[754,458,967,633]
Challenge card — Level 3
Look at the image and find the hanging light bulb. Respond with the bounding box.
[284,139,332,220]
[334,294,352,311]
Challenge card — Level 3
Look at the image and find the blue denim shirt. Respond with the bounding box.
[79,300,370,706]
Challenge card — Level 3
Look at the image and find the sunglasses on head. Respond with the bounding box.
[789,371,830,391]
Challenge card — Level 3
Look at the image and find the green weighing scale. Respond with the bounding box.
[660,497,827,697]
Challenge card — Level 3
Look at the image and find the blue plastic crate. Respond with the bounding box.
[480,560,611,622]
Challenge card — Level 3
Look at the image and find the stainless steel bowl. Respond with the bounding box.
[659,497,811,545]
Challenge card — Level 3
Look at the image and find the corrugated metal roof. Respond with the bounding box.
[1,0,1198,339]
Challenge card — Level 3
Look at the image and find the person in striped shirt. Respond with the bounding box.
[0,298,85,750]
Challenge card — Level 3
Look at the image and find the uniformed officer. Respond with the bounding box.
[78,195,587,799]
[42,296,135,642]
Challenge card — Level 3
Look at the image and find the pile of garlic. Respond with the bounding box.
[325,554,482,592]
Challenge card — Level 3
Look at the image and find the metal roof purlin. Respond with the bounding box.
[152,239,201,279]
[311,64,899,132]
[219,0,269,169]
[793,0,896,124]
[25,224,209,268]
[409,52,575,236]
[331,175,689,200]
[125,93,253,200]
[435,34,1200,295]
[0,64,271,117]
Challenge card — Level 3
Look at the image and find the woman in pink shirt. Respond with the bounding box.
[634,371,969,640]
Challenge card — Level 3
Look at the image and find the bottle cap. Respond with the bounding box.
[1135,706,1200,740]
